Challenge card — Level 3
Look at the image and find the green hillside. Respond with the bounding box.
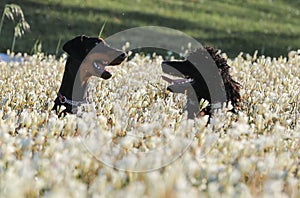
[0,0,299,57]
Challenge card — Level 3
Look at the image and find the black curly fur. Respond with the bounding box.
[204,46,241,110]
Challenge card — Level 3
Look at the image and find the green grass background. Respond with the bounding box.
[0,0,299,57]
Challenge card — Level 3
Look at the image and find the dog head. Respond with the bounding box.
[161,48,212,100]
[63,35,127,80]
[161,59,205,94]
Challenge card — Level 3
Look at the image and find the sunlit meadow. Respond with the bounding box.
[0,49,299,197]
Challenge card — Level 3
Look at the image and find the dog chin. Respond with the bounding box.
[93,62,112,79]
[100,71,112,79]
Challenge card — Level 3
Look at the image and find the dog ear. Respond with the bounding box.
[63,35,88,61]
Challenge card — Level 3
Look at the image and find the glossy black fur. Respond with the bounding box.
[52,35,126,117]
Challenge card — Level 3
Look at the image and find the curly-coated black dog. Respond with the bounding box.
[162,46,241,119]
[52,35,126,117]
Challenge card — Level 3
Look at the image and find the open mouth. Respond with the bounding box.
[162,75,194,93]
[93,61,112,79]
[161,61,195,93]
[92,53,127,80]
[162,75,194,86]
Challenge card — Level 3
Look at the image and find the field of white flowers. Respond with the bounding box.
[0,50,299,197]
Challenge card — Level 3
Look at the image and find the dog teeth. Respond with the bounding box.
[186,78,193,83]
[93,62,104,72]
[93,62,100,69]
[162,75,193,86]
[177,80,190,85]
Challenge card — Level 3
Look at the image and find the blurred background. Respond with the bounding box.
[0,0,299,58]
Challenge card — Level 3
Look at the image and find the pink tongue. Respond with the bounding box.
[162,75,189,84]
[162,75,175,83]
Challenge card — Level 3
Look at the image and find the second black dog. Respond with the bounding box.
[162,46,241,119]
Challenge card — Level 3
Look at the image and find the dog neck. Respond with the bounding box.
[58,57,88,101]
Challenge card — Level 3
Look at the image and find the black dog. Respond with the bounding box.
[162,46,241,119]
[53,35,126,117]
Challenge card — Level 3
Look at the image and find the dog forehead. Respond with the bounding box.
[83,37,101,45]
[86,38,112,51]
